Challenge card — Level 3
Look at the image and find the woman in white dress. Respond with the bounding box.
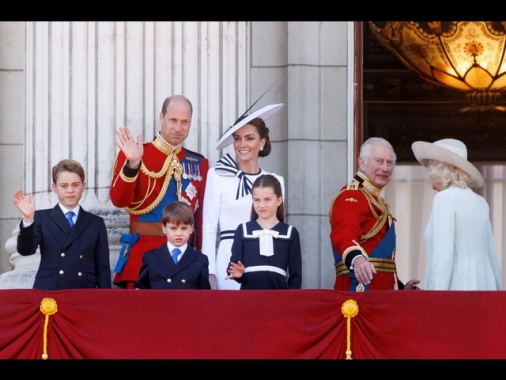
[202,103,285,289]
[412,138,502,290]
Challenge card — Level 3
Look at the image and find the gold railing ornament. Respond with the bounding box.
[341,299,359,360]
[39,298,58,360]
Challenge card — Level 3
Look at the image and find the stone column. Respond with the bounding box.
[0,21,249,288]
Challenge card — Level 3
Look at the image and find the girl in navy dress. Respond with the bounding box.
[226,174,302,289]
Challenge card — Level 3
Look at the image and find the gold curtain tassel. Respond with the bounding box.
[341,299,359,360]
[39,298,58,360]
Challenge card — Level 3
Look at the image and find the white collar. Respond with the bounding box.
[59,204,80,218]
[168,243,187,253]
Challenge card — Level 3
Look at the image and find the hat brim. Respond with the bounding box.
[412,141,484,188]
[216,103,284,150]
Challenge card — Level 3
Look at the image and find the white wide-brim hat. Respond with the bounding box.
[412,138,484,188]
[216,103,284,150]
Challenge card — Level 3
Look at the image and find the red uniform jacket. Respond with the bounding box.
[329,173,398,291]
[110,134,208,288]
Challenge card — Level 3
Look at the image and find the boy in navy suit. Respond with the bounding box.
[134,201,210,289]
[13,159,111,290]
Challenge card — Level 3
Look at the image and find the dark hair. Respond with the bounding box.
[247,117,271,157]
[162,201,194,226]
[161,95,193,116]
[250,174,284,222]
[52,159,85,184]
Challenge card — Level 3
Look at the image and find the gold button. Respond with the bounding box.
[78,272,82,277]
[79,255,83,259]
[60,252,65,257]
[181,279,186,284]
[167,278,172,283]
[59,270,64,275]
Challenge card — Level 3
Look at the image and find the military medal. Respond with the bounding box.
[182,163,188,179]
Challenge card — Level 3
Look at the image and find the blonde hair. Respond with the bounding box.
[427,160,473,190]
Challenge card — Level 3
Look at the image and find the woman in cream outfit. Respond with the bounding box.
[202,104,285,290]
[412,138,502,290]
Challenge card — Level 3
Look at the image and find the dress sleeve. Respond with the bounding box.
[201,167,221,275]
[229,223,246,284]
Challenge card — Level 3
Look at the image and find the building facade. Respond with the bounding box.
[0,21,354,289]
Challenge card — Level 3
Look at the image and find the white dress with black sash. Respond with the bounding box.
[201,154,285,290]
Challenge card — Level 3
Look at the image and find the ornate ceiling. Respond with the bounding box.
[363,22,506,163]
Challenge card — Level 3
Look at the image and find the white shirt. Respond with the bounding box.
[59,203,80,225]
[167,243,188,262]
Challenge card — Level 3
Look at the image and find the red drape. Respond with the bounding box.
[0,289,504,359]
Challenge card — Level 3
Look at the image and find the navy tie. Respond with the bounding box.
[171,248,181,264]
[66,211,75,228]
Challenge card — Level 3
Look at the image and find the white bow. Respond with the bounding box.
[252,229,279,256]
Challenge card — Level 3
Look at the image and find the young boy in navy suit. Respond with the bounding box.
[134,201,211,289]
[13,159,111,290]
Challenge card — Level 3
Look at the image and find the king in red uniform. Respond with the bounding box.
[329,137,419,291]
[110,95,208,289]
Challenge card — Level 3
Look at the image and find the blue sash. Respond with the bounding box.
[348,223,396,291]
[113,233,140,273]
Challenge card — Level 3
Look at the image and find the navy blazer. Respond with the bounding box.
[17,204,111,290]
[134,244,211,289]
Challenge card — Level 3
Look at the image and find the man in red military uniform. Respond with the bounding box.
[110,95,208,289]
[329,137,419,291]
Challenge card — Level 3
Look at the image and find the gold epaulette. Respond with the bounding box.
[328,176,391,241]
[346,178,360,190]
[328,179,361,222]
